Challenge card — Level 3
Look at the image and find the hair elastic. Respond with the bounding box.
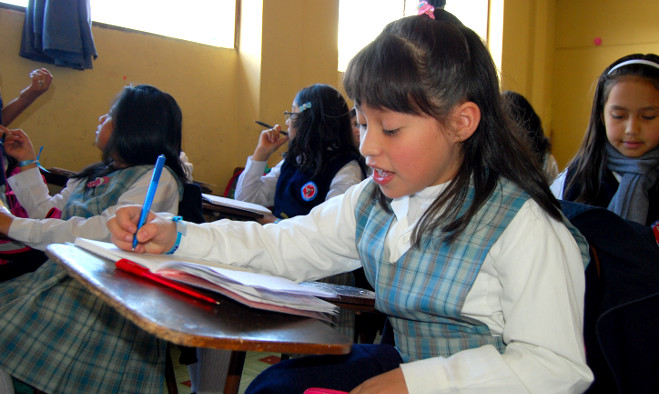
[607,59,659,75]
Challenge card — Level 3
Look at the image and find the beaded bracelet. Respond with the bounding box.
[165,216,184,255]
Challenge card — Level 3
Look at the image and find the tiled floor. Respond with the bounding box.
[169,347,281,394]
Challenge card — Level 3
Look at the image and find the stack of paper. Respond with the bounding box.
[74,238,338,317]
[202,194,272,215]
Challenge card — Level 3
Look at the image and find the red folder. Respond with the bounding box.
[115,258,220,305]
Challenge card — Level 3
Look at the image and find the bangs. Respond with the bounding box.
[343,34,430,115]
[343,15,470,118]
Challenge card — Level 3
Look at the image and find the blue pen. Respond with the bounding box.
[133,154,166,250]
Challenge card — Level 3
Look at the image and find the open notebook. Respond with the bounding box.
[74,238,339,319]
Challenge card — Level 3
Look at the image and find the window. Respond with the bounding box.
[1,0,236,49]
[338,0,492,72]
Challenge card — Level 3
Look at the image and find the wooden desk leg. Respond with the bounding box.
[224,350,247,394]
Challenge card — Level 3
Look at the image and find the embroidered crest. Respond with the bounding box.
[300,181,318,201]
[86,176,109,189]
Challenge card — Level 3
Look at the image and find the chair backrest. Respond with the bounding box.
[560,201,659,393]
[179,183,205,224]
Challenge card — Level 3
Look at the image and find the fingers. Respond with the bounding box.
[2,128,29,141]
[29,68,53,90]
[1,129,35,160]
[108,205,142,241]
[261,125,289,143]
[108,207,173,254]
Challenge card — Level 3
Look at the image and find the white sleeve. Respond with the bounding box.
[7,166,76,218]
[234,157,282,207]
[174,180,368,281]
[550,169,568,199]
[326,160,365,200]
[400,201,593,393]
[8,169,181,251]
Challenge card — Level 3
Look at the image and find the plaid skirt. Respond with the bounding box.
[0,260,166,393]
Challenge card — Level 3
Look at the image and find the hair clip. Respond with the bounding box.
[417,1,435,19]
[299,102,312,112]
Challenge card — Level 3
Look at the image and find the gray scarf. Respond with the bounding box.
[605,142,659,224]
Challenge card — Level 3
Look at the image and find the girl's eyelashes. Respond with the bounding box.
[382,128,400,136]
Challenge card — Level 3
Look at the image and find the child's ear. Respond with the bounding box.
[449,101,480,142]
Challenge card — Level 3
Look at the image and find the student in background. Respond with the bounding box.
[551,53,659,226]
[0,84,187,393]
[502,91,559,182]
[235,83,365,224]
[228,83,366,392]
[0,68,53,279]
[109,9,592,393]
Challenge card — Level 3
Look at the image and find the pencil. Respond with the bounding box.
[254,120,288,136]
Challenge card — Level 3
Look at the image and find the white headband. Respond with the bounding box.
[607,59,659,75]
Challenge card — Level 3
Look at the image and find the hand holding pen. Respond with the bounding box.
[133,154,166,250]
[255,120,288,136]
[252,122,289,162]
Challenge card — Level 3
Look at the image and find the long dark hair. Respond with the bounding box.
[563,53,659,203]
[73,84,187,183]
[343,10,559,245]
[502,91,551,165]
[286,84,360,178]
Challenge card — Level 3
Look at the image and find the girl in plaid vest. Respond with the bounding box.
[0,84,187,393]
[111,9,593,393]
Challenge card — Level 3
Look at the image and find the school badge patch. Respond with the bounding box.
[300,181,318,201]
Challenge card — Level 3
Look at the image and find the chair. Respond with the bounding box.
[561,201,659,393]
[178,183,205,225]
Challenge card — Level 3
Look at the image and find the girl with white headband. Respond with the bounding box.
[551,53,659,227]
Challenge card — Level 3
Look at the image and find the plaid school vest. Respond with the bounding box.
[62,165,180,220]
[354,179,529,362]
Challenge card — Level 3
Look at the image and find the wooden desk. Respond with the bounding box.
[46,243,352,394]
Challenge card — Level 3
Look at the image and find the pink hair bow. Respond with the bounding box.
[417,1,435,19]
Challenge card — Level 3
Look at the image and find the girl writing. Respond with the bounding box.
[0,84,188,393]
[235,83,365,224]
[551,53,659,227]
[109,10,593,393]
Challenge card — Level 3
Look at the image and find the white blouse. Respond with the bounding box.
[234,156,364,207]
[173,179,593,393]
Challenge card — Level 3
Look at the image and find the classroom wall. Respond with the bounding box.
[500,0,556,132]
[2,0,658,187]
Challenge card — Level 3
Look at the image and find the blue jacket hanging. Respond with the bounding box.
[20,0,97,70]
